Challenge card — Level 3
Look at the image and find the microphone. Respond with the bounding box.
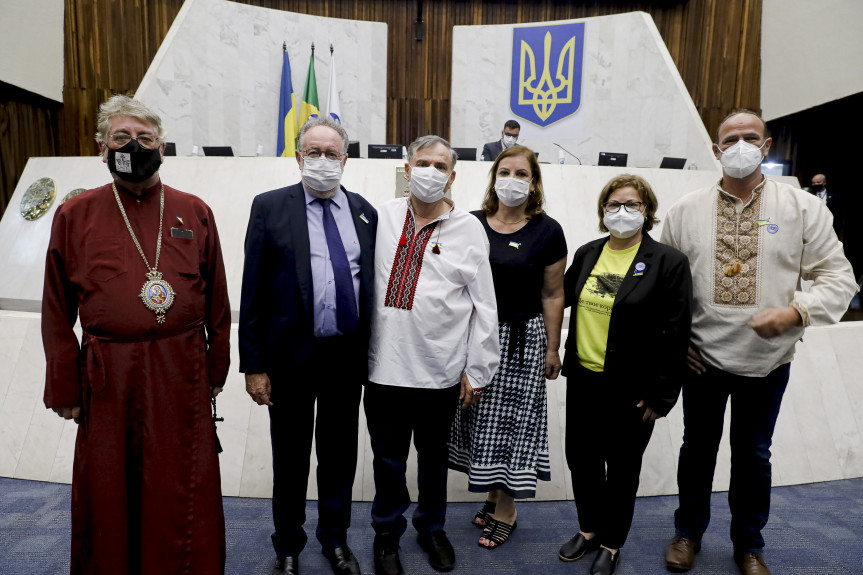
[552,143,582,165]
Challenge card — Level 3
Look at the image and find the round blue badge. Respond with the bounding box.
[767,223,779,234]
[635,262,646,272]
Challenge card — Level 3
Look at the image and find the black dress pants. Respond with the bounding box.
[268,335,364,557]
[364,381,461,539]
[565,364,655,549]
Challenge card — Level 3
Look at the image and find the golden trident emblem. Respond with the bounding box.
[518,31,576,121]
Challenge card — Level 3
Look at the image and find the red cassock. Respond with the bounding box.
[41,181,231,575]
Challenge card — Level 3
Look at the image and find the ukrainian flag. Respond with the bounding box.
[300,49,320,127]
[277,50,298,157]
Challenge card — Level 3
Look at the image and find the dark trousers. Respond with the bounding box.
[364,381,461,539]
[268,336,363,557]
[674,363,790,554]
[565,365,655,549]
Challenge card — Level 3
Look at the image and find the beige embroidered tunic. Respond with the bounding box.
[661,178,858,377]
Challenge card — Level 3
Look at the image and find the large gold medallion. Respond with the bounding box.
[139,270,175,323]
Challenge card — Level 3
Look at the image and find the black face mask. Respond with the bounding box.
[810,184,825,193]
[107,140,162,183]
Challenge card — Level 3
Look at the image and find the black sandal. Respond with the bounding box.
[472,501,496,528]
[478,518,517,548]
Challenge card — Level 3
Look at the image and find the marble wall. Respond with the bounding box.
[450,11,719,171]
[134,0,387,158]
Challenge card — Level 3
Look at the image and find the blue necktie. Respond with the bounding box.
[317,198,358,334]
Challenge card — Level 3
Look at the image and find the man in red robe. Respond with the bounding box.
[42,94,231,575]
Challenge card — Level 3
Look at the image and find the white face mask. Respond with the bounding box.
[301,156,343,193]
[494,177,530,207]
[718,140,767,179]
[603,209,645,239]
[502,135,517,148]
[409,166,450,203]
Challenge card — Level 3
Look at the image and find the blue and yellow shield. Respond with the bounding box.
[510,22,585,127]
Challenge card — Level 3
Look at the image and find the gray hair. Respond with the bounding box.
[298,116,350,153]
[95,94,165,144]
[407,135,458,169]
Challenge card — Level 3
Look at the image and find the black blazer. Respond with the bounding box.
[481,140,503,162]
[238,182,377,374]
[562,232,692,416]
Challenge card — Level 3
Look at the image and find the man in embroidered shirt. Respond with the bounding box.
[660,110,858,575]
[240,117,377,575]
[366,135,500,575]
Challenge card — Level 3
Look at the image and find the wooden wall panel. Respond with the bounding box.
[0,0,763,216]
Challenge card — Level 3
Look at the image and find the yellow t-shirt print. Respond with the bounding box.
[576,242,640,372]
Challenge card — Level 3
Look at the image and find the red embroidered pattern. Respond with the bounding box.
[385,209,438,310]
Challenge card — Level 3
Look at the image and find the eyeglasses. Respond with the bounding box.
[301,149,343,161]
[603,201,645,214]
[107,133,159,149]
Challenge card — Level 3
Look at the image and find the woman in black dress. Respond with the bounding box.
[448,145,567,548]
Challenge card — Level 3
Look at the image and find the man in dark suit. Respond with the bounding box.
[809,173,843,236]
[240,116,377,575]
[480,119,520,161]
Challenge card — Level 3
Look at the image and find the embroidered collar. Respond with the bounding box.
[716,177,767,207]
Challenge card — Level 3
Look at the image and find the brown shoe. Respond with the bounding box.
[736,553,771,575]
[665,535,700,572]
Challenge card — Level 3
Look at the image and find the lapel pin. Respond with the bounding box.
[176,216,184,226]
[359,213,370,224]
[508,241,521,249]
[633,261,647,277]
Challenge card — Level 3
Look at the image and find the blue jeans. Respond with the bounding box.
[674,363,790,554]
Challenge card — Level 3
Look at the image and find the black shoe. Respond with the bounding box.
[272,556,299,575]
[373,536,404,575]
[559,533,601,562]
[322,545,361,575]
[417,530,456,572]
[590,548,620,575]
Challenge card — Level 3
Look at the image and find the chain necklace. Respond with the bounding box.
[493,215,526,225]
[112,182,175,323]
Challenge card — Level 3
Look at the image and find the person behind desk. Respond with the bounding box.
[481,120,520,161]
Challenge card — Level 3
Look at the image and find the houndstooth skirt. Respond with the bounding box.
[448,314,551,499]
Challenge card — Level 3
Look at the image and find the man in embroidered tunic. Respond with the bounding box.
[42,95,231,574]
[660,110,858,575]
[366,136,500,575]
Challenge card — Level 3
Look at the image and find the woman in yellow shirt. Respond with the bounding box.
[558,174,692,575]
